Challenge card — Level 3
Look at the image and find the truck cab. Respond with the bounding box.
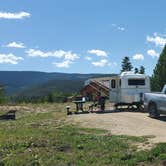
[162,85,166,94]
[144,84,166,118]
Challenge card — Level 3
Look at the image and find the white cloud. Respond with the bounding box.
[4,42,26,48]
[147,49,159,58]
[111,24,117,27]
[92,59,110,67]
[117,26,125,31]
[64,52,79,61]
[0,11,30,19]
[88,49,108,57]
[26,49,63,58]
[132,54,144,60]
[53,60,72,68]
[112,24,125,31]
[147,33,166,47]
[26,49,79,60]
[85,56,92,61]
[26,49,79,68]
[0,53,23,64]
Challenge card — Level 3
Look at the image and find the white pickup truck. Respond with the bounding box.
[144,85,166,118]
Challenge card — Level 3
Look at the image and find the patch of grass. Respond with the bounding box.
[0,103,165,166]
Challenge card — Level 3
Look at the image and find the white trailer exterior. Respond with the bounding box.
[109,72,150,105]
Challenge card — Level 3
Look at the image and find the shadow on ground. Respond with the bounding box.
[69,109,144,115]
[155,116,166,122]
[70,110,166,123]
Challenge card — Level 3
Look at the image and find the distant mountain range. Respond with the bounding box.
[0,71,116,97]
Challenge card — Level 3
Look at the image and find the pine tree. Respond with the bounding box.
[0,86,7,103]
[139,66,145,74]
[134,67,139,74]
[151,45,166,91]
[121,56,133,72]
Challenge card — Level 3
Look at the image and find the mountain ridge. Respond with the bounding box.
[0,71,116,96]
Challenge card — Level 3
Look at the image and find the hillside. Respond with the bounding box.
[0,71,116,96]
[16,79,85,97]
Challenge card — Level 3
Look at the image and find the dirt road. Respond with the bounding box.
[69,112,166,143]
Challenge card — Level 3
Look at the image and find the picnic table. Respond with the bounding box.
[73,100,86,113]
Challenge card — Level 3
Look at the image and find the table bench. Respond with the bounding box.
[0,110,17,120]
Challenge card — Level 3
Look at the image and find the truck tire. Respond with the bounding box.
[148,103,159,118]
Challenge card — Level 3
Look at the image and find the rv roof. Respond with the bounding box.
[120,72,147,78]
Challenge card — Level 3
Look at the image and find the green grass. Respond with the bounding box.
[0,103,165,166]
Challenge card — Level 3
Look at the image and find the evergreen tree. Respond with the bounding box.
[139,66,145,74]
[0,86,7,103]
[121,56,133,72]
[48,93,54,103]
[134,67,139,74]
[151,45,166,91]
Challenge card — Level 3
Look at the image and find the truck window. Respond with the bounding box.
[162,85,166,94]
[111,79,116,88]
[128,79,145,86]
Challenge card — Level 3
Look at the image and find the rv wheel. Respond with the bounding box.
[148,103,159,118]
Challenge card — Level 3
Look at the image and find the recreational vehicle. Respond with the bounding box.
[109,72,150,108]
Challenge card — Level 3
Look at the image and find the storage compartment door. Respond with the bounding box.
[109,79,118,103]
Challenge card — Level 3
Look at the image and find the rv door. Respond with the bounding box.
[110,79,118,103]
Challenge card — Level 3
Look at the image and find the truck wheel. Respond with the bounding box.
[148,103,159,118]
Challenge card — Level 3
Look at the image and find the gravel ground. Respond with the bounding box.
[69,111,166,143]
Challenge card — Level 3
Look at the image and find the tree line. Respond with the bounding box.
[10,91,76,104]
[121,56,145,74]
[0,88,77,104]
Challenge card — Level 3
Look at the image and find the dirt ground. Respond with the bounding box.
[68,111,166,143]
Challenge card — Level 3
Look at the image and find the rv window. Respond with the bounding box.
[111,79,116,88]
[128,79,145,86]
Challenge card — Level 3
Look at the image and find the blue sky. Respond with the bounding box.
[0,0,166,75]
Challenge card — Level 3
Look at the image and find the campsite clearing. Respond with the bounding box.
[69,112,166,143]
